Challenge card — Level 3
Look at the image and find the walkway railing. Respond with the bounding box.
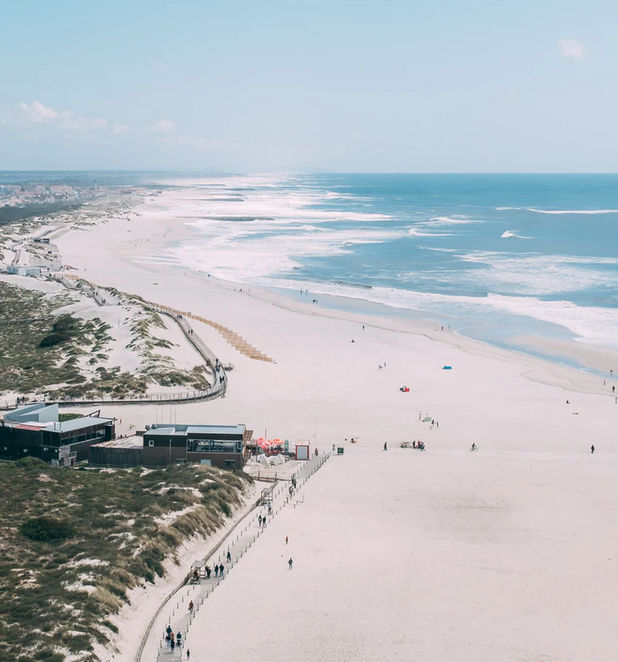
[133,452,330,662]
[0,277,230,410]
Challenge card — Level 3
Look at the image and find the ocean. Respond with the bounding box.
[156,173,618,365]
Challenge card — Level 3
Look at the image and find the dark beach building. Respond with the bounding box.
[0,403,115,466]
[88,436,144,467]
[142,423,251,470]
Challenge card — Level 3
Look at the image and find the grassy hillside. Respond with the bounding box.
[0,458,251,662]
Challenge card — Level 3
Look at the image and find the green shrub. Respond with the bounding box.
[39,332,71,348]
[20,516,74,542]
[52,315,77,334]
[35,650,64,662]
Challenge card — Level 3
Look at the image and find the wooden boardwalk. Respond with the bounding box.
[136,453,331,662]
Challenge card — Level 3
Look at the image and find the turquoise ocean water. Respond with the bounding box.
[162,173,618,366]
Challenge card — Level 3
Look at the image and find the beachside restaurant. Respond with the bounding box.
[142,423,251,470]
[0,403,115,466]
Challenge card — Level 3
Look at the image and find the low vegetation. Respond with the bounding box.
[0,282,77,394]
[0,280,214,401]
[0,458,251,661]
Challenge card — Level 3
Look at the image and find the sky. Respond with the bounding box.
[1,0,617,172]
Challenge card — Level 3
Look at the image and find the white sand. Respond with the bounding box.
[188,446,618,662]
[52,187,618,660]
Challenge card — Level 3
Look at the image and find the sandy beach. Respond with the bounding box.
[52,187,618,661]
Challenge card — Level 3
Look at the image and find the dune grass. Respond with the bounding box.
[0,458,251,662]
[0,281,213,400]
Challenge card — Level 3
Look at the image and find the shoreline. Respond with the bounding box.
[100,182,618,381]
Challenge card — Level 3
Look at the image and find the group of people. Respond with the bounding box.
[191,562,226,581]
[165,624,183,651]
[399,440,426,450]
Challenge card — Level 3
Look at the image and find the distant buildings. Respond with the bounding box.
[142,424,251,470]
[0,403,115,466]
[0,405,251,471]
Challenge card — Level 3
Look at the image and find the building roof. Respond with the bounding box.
[91,436,142,449]
[146,426,187,436]
[58,417,113,432]
[146,424,245,436]
[3,404,112,433]
[187,425,245,436]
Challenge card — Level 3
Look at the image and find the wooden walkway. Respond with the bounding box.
[135,452,331,662]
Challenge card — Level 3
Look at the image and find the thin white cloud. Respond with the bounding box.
[12,101,222,153]
[149,119,177,134]
[18,101,108,132]
[558,39,585,60]
[19,100,59,123]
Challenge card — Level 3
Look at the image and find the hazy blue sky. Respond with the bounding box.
[1,0,617,172]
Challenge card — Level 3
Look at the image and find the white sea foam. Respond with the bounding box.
[266,276,618,349]
[426,216,480,225]
[528,208,618,215]
[483,293,618,347]
[497,206,618,215]
[172,227,404,281]
[456,251,618,296]
[408,228,452,237]
[501,230,531,239]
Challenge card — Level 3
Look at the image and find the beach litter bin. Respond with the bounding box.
[337,447,344,455]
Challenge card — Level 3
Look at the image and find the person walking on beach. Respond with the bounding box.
[226,550,231,563]
[288,557,293,569]
[214,565,219,577]
[383,442,388,451]
[188,600,194,613]
[205,565,211,579]
[591,444,595,454]
[219,563,225,577]
[286,535,289,544]
[187,651,190,660]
